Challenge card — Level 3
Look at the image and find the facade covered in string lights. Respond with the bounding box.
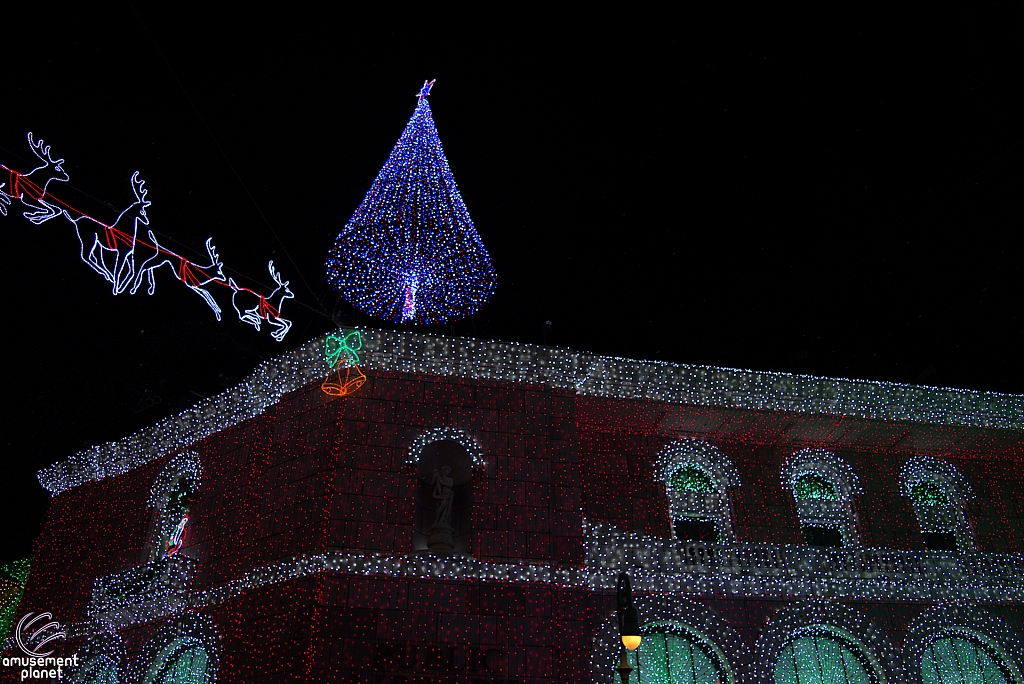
[7,328,1024,683]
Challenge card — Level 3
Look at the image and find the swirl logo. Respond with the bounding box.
[15,611,66,656]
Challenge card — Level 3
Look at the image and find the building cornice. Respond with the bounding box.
[38,328,1024,495]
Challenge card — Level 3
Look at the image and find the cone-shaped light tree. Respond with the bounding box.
[326,80,497,325]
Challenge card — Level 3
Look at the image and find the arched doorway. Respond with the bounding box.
[142,639,211,684]
[625,621,729,684]
[921,634,1013,684]
[774,630,879,684]
[591,596,750,683]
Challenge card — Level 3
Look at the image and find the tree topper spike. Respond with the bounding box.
[417,79,436,101]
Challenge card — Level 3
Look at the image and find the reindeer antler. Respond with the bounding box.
[126,173,151,228]
[27,132,65,171]
[27,132,47,161]
[268,260,288,286]
[130,172,150,206]
[204,238,220,264]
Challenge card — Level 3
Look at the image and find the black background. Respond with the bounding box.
[2,7,1021,564]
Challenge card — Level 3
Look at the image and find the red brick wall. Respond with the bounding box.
[19,369,589,633]
[308,575,605,683]
[959,456,1024,554]
[325,371,583,564]
[19,460,159,623]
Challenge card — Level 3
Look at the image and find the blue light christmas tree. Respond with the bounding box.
[326,80,497,325]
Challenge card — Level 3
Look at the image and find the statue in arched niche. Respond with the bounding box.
[411,435,476,554]
[428,466,456,551]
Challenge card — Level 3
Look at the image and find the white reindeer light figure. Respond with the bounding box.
[65,172,151,295]
[0,182,10,217]
[229,261,294,342]
[12,133,70,225]
[0,132,295,341]
[132,235,227,320]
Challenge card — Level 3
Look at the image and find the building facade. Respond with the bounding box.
[7,328,1024,683]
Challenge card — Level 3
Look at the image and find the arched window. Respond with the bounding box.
[901,457,975,552]
[774,632,877,684]
[782,449,862,548]
[143,640,210,684]
[70,656,119,684]
[921,634,1012,684]
[794,474,838,502]
[624,621,730,684]
[592,596,752,683]
[407,428,484,554]
[145,453,201,563]
[655,440,741,543]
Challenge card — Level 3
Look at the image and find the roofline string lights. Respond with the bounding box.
[0,133,295,341]
[35,328,1024,496]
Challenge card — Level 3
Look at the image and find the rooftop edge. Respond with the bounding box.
[37,327,1024,496]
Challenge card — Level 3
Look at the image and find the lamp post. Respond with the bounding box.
[616,572,642,684]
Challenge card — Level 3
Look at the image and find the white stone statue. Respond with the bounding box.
[428,466,456,551]
[431,466,455,527]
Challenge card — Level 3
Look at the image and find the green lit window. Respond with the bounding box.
[144,643,209,684]
[774,634,874,684]
[669,465,716,494]
[910,481,948,508]
[793,474,838,501]
[72,656,119,684]
[625,627,724,684]
[921,636,1009,684]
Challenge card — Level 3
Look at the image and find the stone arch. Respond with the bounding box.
[143,452,202,562]
[406,427,485,467]
[901,456,976,552]
[407,428,483,554]
[902,604,1024,684]
[754,600,902,683]
[781,449,862,548]
[654,439,741,543]
[129,613,219,684]
[591,594,753,683]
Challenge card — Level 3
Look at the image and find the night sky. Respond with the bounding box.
[2,8,1021,565]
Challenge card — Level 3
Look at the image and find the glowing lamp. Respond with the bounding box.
[617,572,643,654]
[620,599,642,650]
